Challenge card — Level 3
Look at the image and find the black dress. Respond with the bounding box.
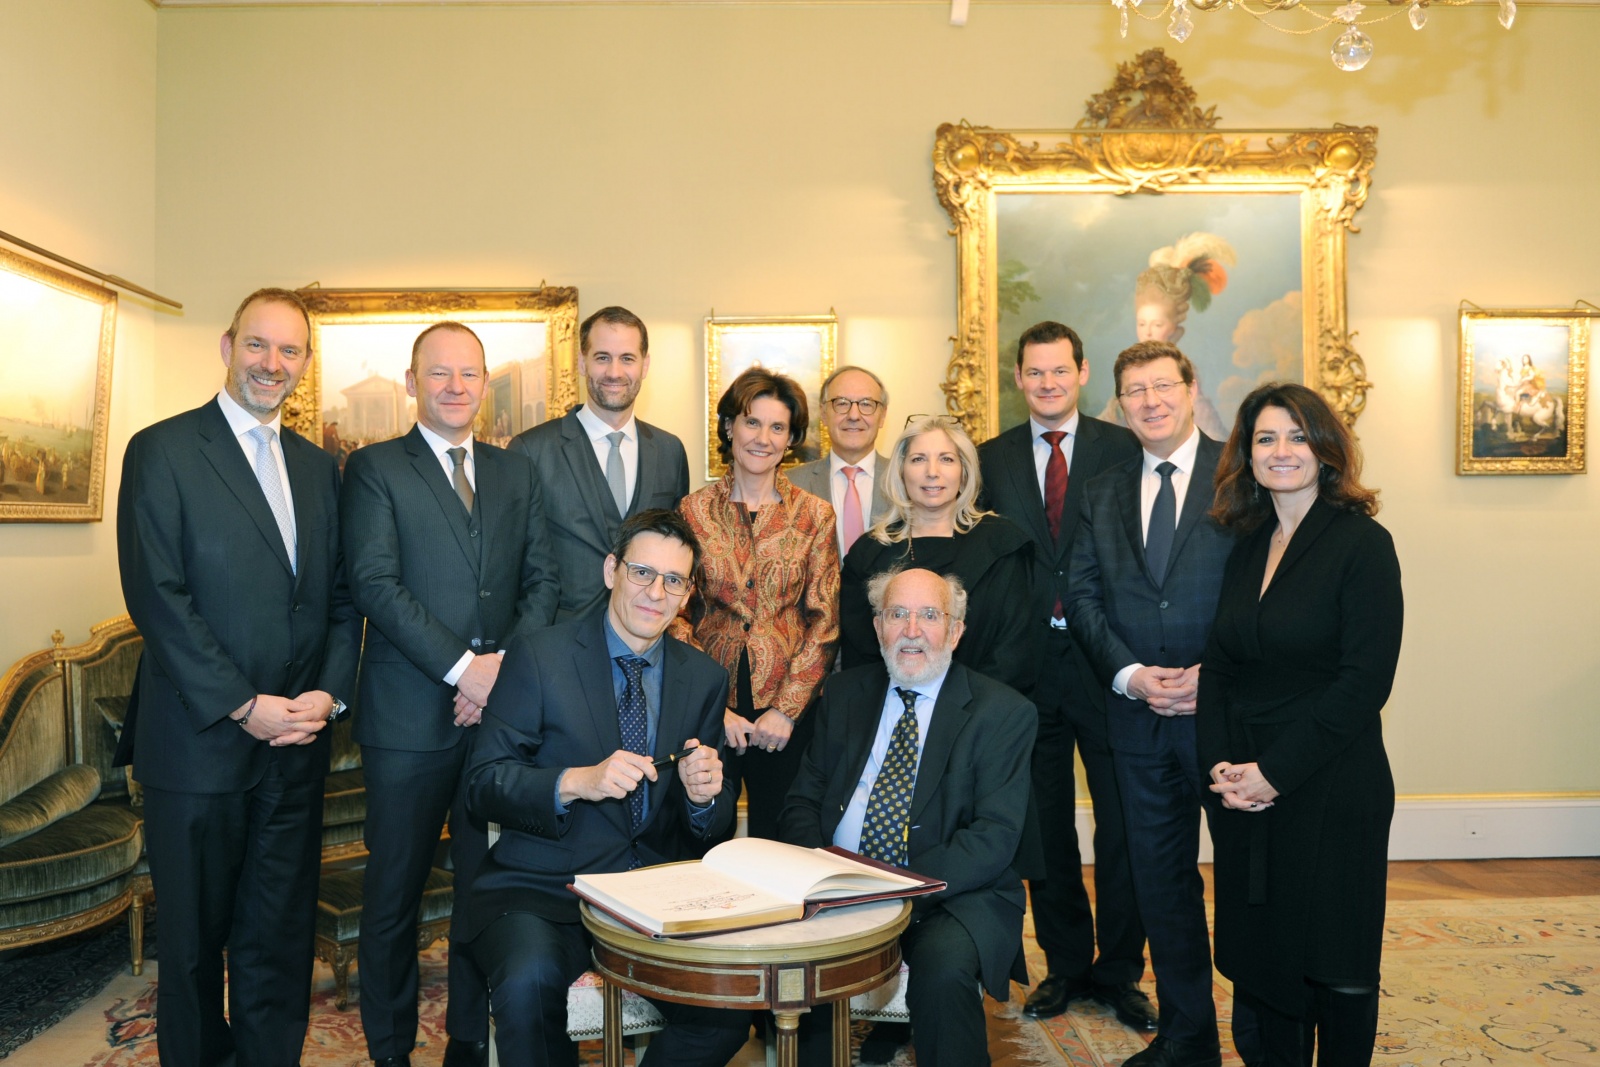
[838,514,1036,695]
[1197,498,1404,1017]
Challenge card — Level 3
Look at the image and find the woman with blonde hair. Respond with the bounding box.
[837,414,1034,693]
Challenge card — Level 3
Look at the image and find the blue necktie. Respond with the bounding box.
[248,425,296,573]
[1145,460,1177,585]
[616,655,650,830]
[859,687,921,868]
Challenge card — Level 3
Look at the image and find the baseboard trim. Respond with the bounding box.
[1072,795,1600,864]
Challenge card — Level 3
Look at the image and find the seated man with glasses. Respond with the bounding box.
[777,566,1038,1067]
[788,364,892,559]
[458,509,752,1067]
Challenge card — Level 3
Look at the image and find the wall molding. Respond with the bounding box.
[1073,794,1600,865]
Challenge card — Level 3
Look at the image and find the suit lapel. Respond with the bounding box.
[1062,420,1105,556]
[404,428,480,577]
[558,413,617,537]
[1001,428,1054,554]
[198,402,294,576]
[1164,434,1220,580]
[831,669,890,817]
[473,443,503,574]
[280,430,322,590]
[632,422,664,516]
[574,619,630,835]
[1264,496,1336,596]
[1114,460,1155,587]
[908,665,972,825]
[867,451,891,527]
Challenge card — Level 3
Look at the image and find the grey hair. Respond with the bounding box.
[821,364,889,407]
[865,566,969,622]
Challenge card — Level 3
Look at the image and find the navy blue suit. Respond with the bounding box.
[1065,433,1233,1050]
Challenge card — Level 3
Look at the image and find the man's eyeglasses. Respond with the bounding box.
[622,562,693,597]
[878,606,951,625]
[826,397,882,416]
[1118,380,1184,402]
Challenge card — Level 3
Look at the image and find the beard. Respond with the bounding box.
[586,373,642,413]
[881,636,956,688]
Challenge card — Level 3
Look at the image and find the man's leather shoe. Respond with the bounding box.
[373,1058,410,1067]
[441,1038,490,1067]
[1092,980,1158,1031]
[1122,1035,1222,1067]
[1021,973,1094,1018]
[858,1021,910,1063]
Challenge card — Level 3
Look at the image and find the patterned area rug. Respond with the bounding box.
[3,897,1595,1066]
[0,921,147,1058]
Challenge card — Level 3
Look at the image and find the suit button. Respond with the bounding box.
[471,638,483,648]
[1160,600,1169,609]
[470,528,479,537]
[284,661,294,670]
[292,602,301,612]
[480,590,491,599]
[746,579,754,589]
[743,622,752,632]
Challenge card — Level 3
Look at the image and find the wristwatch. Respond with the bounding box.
[330,698,349,723]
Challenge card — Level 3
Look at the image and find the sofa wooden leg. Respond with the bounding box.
[129,893,145,976]
[332,944,353,1011]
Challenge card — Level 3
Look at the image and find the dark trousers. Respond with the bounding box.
[797,909,989,1067]
[463,912,752,1067]
[1113,720,1219,1049]
[727,657,817,842]
[1234,984,1379,1067]
[359,740,489,1058]
[1027,633,1145,984]
[142,764,324,1067]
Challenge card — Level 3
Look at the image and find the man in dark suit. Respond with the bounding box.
[782,567,1037,1067]
[788,365,892,558]
[340,322,561,1067]
[1065,340,1236,1067]
[459,509,748,1067]
[510,306,690,621]
[116,287,362,1067]
[976,321,1151,1029]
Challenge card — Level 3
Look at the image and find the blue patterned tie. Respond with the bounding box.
[616,655,650,830]
[859,687,921,868]
[248,425,296,573]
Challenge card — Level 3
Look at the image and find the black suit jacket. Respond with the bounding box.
[977,415,1141,637]
[340,427,559,751]
[460,612,735,938]
[116,398,362,791]
[779,662,1037,999]
[1064,434,1234,755]
[510,409,690,622]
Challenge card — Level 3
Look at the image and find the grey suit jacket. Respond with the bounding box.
[788,451,890,554]
[340,426,560,752]
[1064,433,1235,755]
[510,408,691,621]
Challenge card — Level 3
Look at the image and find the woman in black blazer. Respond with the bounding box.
[1198,383,1403,1067]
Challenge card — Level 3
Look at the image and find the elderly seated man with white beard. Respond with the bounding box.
[776,567,1038,1067]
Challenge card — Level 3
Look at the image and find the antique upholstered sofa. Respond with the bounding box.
[0,615,370,971]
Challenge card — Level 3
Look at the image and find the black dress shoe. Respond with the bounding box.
[372,1058,410,1067]
[858,1020,910,1063]
[1122,1035,1223,1067]
[1092,980,1158,1031]
[1021,972,1094,1018]
[441,1038,490,1067]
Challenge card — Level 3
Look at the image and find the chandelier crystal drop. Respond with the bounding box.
[1408,2,1427,30]
[1499,0,1516,29]
[1169,0,1195,43]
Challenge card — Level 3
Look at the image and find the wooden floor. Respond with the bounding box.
[1119,858,1600,905]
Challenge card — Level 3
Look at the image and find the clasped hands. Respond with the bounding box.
[1209,761,1279,812]
[237,690,336,746]
[560,739,724,807]
[1128,664,1199,716]
[451,651,502,727]
[724,708,793,755]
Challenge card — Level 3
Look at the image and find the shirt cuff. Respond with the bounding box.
[1112,663,1143,699]
[443,650,475,687]
[553,771,570,816]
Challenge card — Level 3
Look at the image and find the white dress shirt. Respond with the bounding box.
[833,668,950,853]
[216,389,296,541]
[575,404,638,509]
[413,423,484,686]
[828,450,879,554]
[1113,427,1202,697]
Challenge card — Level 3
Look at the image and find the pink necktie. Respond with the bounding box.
[841,466,865,553]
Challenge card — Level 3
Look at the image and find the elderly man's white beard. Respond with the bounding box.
[881,635,956,688]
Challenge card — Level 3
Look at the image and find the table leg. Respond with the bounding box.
[602,980,622,1067]
[831,1000,851,1067]
[773,1010,801,1067]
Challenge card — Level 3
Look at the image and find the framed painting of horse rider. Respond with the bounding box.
[1458,306,1589,475]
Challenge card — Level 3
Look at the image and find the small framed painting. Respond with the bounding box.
[704,313,837,480]
[1458,307,1589,475]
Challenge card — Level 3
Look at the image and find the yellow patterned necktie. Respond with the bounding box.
[859,687,920,868]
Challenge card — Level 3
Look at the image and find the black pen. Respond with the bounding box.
[651,746,696,769]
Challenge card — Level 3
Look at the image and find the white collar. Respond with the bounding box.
[575,404,637,443]
[216,389,281,439]
[416,421,473,461]
[1029,410,1080,440]
[829,450,877,477]
[1143,427,1201,475]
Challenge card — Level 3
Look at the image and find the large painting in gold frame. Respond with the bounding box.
[0,246,116,523]
[934,49,1376,443]
[281,287,580,467]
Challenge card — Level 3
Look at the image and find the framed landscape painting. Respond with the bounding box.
[1458,308,1588,475]
[0,247,116,522]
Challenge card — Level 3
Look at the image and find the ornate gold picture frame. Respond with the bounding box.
[0,246,116,523]
[1457,306,1589,475]
[704,313,837,481]
[282,287,580,466]
[934,49,1376,443]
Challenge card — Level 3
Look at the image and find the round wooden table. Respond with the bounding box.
[580,898,912,1067]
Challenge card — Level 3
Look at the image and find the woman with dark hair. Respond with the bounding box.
[1200,382,1403,1066]
[838,414,1034,693]
[676,367,839,840]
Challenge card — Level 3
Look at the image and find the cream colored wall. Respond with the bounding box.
[0,0,158,672]
[73,2,1593,797]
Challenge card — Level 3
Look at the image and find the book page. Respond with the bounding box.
[701,838,923,903]
[574,862,799,933]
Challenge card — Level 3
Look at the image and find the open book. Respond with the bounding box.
[570,837,945,938]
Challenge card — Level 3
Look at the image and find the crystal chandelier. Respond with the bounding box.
[1106,0,1517,71]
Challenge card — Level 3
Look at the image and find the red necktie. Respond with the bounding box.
[1042,431,1068,540]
